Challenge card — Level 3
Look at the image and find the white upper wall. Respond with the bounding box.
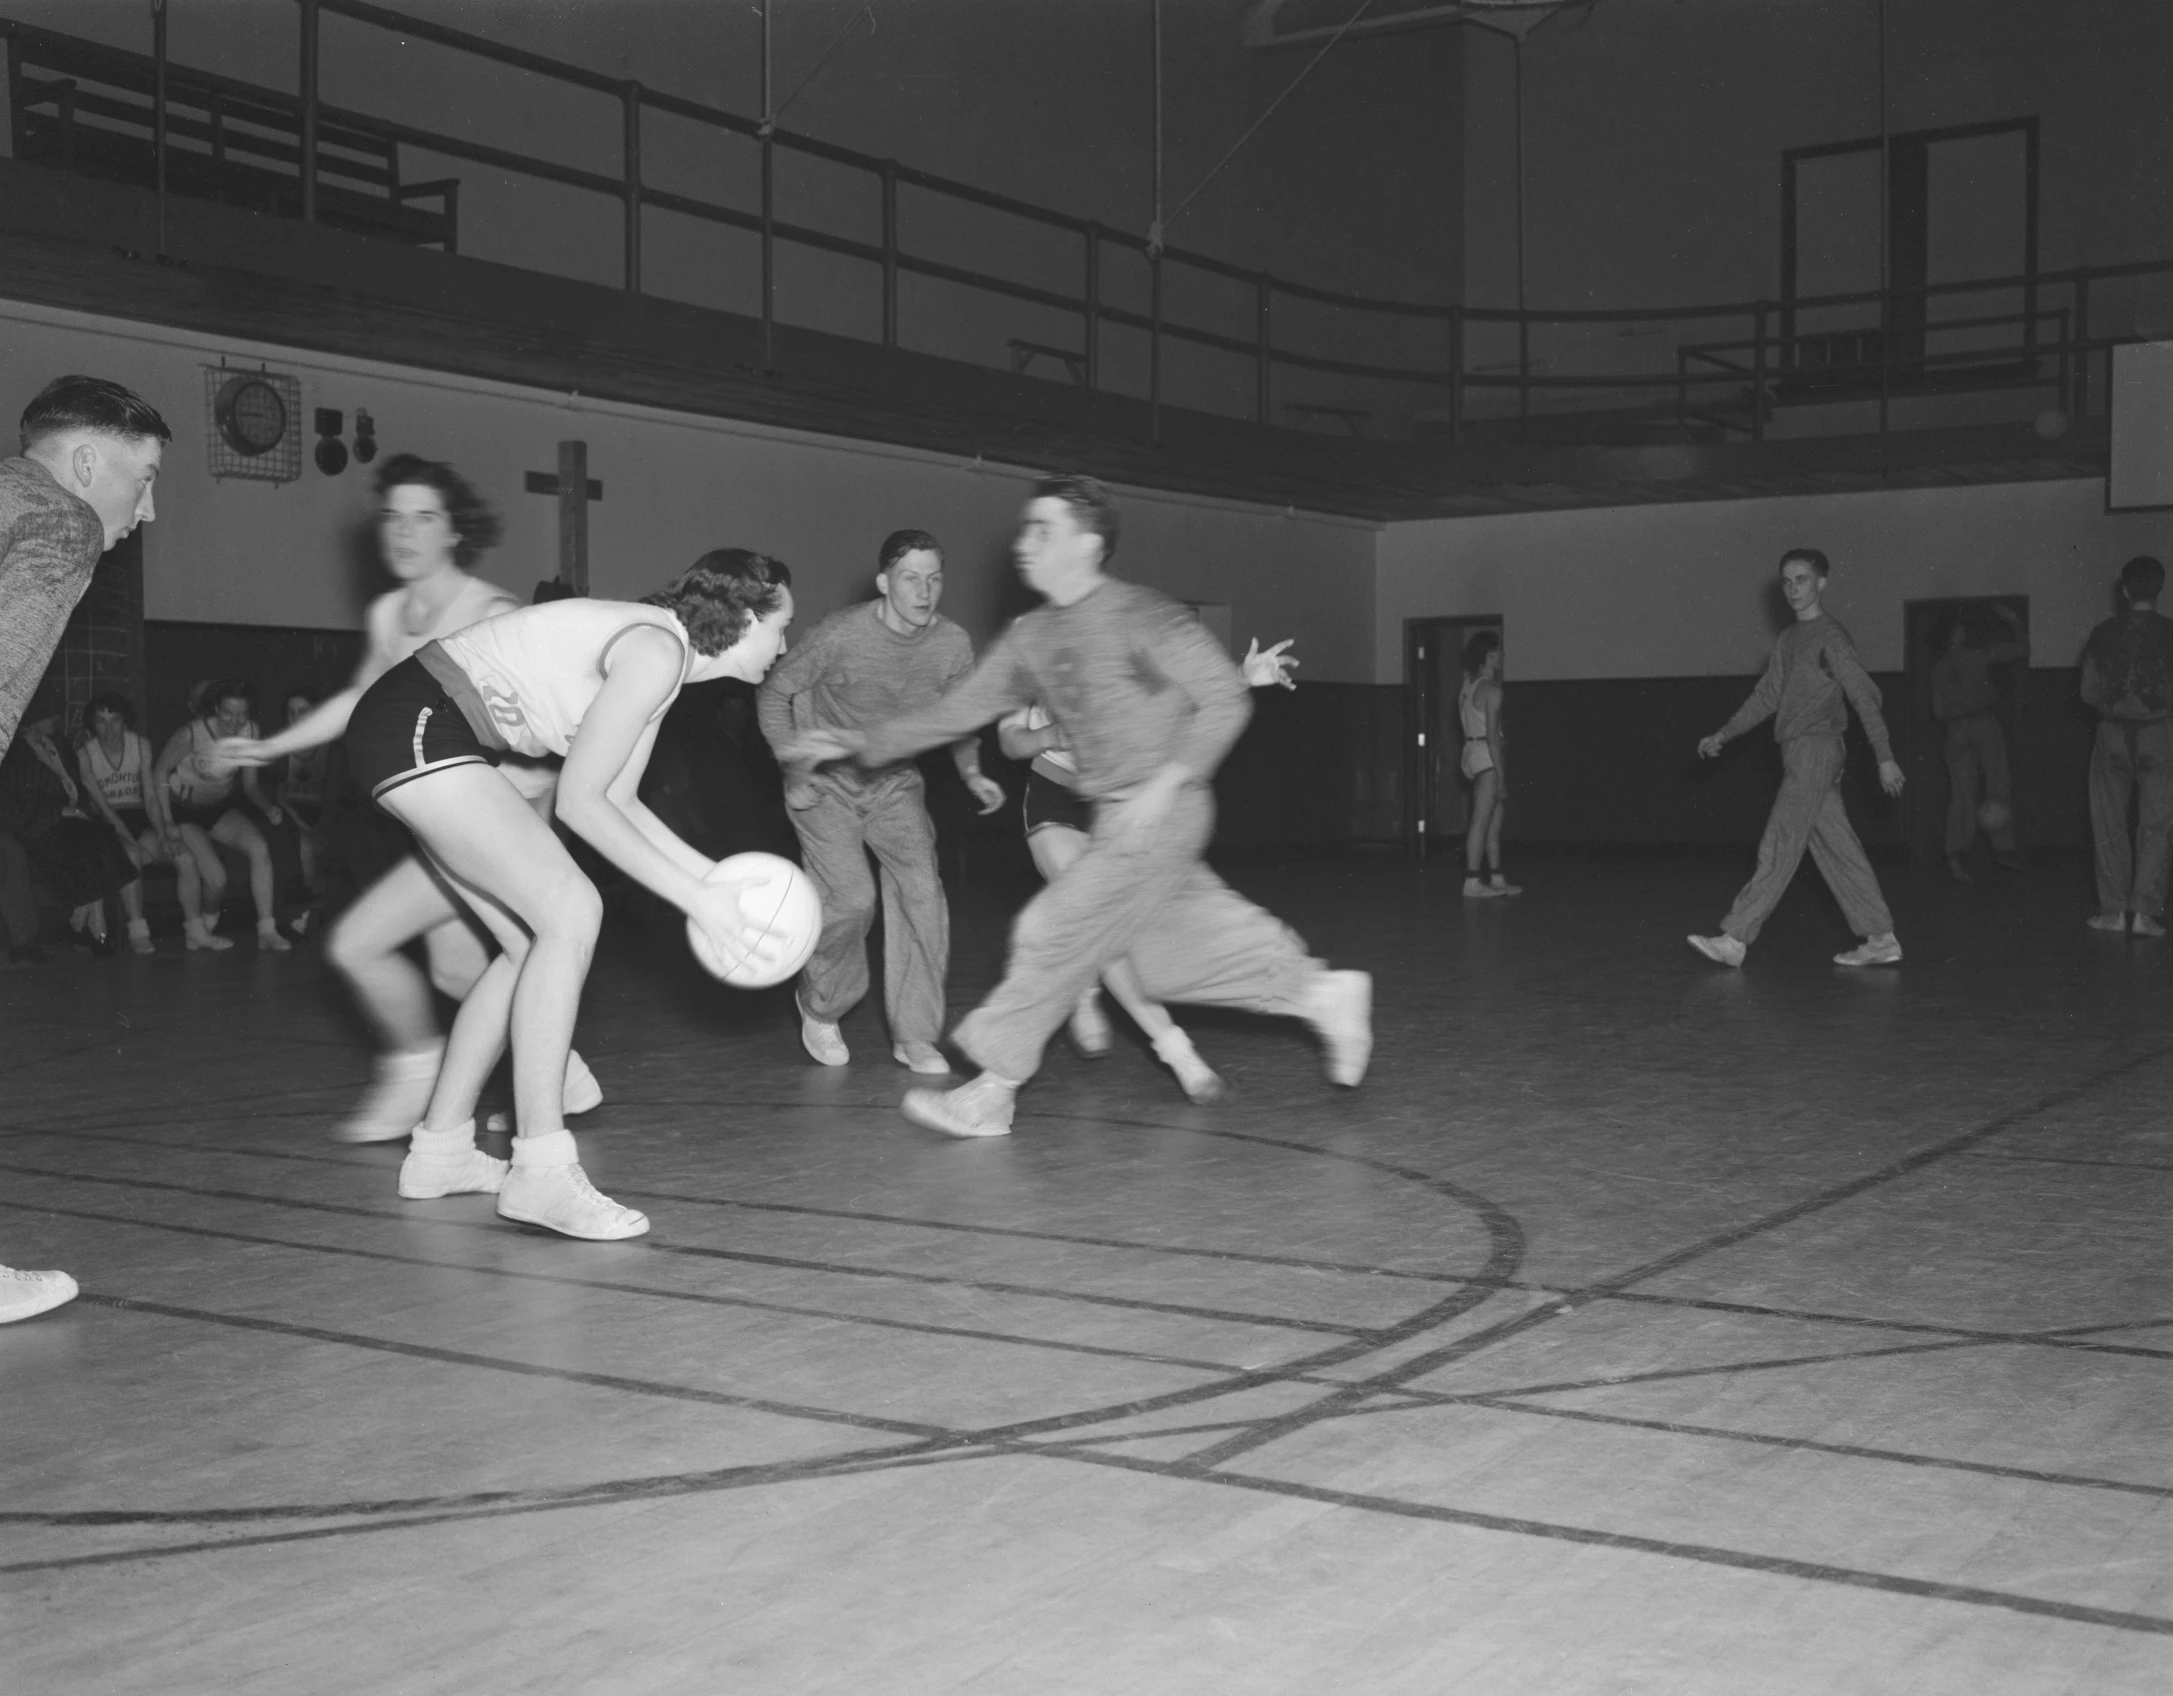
[0,298,1378,680]
[1375,479,2173,683]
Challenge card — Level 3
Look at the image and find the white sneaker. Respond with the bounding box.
[498,1162,650,1240]
[1463,877,1506,899]
[1689,933,1747,968]
[799,1001,849,1067]
[184,920,234,952]
[892,1041,952,1075]
[1068,992,1113,1057]
[398,1146,509,1199]
[902,1074,1017,1138]
[256,922,292,953]
[1489,876,1523,896]
[1152,1027,1225,1103]
[563,1049,604,1115]
[2135,915,2167,939]
[2086,911,2129,933]
[126,919,155,956]
[1833,933,1903,967]
[1306,969,1373,1087]
[337,1044,444,1143]
[0,1265,78,1323]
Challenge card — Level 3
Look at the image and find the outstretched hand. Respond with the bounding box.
[1878,759,1906,797]
[964,772,1006,815]
[206,736,275,776]
[1242,638,1299,691]
[1697,733,1726,760]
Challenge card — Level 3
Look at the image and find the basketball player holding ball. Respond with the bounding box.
[338,549,794,1239]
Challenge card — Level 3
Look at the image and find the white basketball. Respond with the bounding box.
[686,853,821,988]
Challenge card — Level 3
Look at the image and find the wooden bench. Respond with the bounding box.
[1008,339,1089,386]
[3,20,458,252]
[1283,401,1370,437]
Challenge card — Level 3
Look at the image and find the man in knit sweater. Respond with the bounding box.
[1690,547,1905,969]
[781,474,1371,1139]
[0,373,168,1326]
[758,529,1004,1073]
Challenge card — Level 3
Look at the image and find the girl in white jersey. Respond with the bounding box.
[333,549,794,1240]
[214,457,605,1141]
[1458,630,1518,898]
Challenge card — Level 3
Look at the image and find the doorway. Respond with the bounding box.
[1405,615,1503,859]
[1901,596,2030,864]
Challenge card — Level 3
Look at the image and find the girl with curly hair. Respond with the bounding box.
[316,548,794,1240]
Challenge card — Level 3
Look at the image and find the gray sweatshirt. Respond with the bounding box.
[858,578,1251,800]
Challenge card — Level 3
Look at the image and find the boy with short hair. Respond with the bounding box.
[1690,547,1905,969]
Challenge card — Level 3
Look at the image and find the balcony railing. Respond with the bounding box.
[4,1,2168,451]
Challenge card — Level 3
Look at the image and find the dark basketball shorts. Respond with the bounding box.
[346,656,500,804]
[1022,766,1092,836]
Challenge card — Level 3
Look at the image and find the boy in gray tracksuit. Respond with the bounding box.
[758,529,1004,1074]
[1690,547,1906,969]
[781,475,1372,1138]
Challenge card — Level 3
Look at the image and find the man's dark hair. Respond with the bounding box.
[375,453,503,568]
[1778,547,1830,577]
[192,678,257,719]
[20,376,172,451]
[1034,474,1120,564]
[1462,628,1501,680]
[2120,555,2165,605]
[643,549,793,657]
[878,529,943,574]
[82,691,138,733]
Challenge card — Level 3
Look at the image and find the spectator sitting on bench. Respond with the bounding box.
[0,712,138,957]
[153,678,288,952]
[269,687,330,928]
[74,690,176,954]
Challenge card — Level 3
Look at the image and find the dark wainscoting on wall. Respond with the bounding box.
[1214,682,1405,850]
[145,622,367,739]
[1488,669,2095,855]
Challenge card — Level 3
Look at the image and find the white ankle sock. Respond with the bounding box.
[511,1128,577,1168]
[410,1120,478,1158]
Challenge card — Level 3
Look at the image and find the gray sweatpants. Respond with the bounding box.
[1943,710,2016,855]
[790,767,948,1044]
[2089,717,2173,917]
[954,782,1320,1083]
[1721,734,1893,945]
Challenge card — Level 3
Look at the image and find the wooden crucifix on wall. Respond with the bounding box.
[525,440,603,597]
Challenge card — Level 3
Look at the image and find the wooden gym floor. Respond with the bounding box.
[2,851,2169,1694]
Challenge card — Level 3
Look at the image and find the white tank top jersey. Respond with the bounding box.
[86,733,149,809]
[1459,677,1492,741]
[428,600,692,759]
[366,574,520,671]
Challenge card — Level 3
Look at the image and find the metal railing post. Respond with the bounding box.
[621,82,642,294]
[298,0,319,225]
[152,0,168,252]
[1877,283,1892,437]
[2072,269,2091,420]
[1082,225,1101,390]
[1517,311,1530,436]
[1751,301,1768,443]
[760,131,775,360]
[1149,251,1163,440]
[880,161,898,348]
[1254,276,1271,425]
[1448,304,1464,444]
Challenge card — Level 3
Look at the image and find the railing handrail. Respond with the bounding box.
[13,9,2173,340]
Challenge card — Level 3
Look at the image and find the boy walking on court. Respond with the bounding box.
[1690,547,1906,968]
[759,530,1004,1073]
[782,475,1370,1138]
[2079,554,2173,936]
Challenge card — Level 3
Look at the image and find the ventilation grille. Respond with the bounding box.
[203,364,303,483]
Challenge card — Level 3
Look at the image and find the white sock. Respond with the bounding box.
[410,1120,478,1159]
[511,1128,578,1168]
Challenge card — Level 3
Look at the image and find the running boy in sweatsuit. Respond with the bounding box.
[780,475,1371,1138]
[1690,547,1906,968]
